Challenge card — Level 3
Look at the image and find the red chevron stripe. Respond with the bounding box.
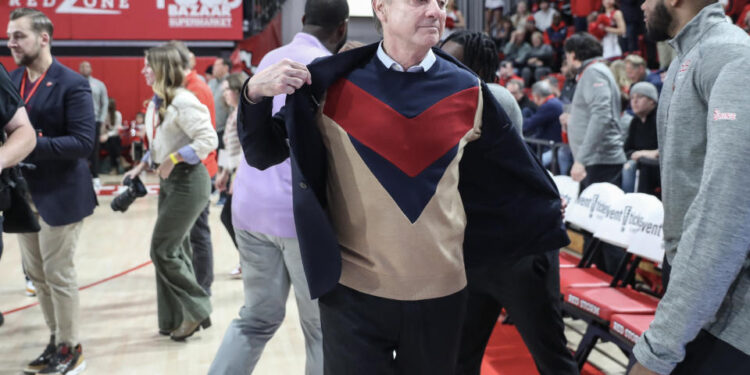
[323,79,479,177]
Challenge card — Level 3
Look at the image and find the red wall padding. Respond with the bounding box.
[0,56,216,124]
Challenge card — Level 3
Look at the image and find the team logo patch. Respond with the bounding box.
[713,109,737,121]
[592,82,605,88]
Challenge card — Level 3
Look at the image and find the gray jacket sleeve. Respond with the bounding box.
[576,69,617,165]
[633,58,750,374]
[94,80,108,124]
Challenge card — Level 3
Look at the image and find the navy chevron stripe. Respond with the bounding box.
[349,135,459,223]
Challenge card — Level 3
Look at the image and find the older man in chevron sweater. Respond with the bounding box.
[237,0,569,373]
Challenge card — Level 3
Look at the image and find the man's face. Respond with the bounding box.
[565,51,578,70]
[141,57,155,87]
[377,0,447,51]
[79,62,92,77]
[630,93,657,118]
[499,63,513,78]
[7,17,45,67]
[642,0,674,42]
[213,59,227,78]
[625,62,637,82]
[540,1,549,11]
[507,83,523,101]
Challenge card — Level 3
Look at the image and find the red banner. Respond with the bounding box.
[2,0,243,40]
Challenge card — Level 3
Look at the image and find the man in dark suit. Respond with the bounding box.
[0,62,38,329]
[7,8,96,375]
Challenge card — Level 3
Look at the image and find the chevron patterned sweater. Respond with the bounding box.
[318,55,483,301]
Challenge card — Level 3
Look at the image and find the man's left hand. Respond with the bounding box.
[628,362,660,375]
[560,198,568,218]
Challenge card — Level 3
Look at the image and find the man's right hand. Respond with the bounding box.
[245,59,312,103]
[571,161,587,182]
[559,113,569,132]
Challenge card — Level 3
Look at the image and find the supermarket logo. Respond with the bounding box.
[159,0,242,28]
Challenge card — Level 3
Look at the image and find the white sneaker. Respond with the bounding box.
[92,178,102,193]
[229,265,242,279]
[26,279,36,297]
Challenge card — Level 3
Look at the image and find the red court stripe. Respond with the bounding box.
[2,260,153,315]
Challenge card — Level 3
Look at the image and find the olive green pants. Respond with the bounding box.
[151,163,212,331]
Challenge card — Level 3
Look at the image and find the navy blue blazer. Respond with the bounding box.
[238,43,570,299]
[10,59,97,226]
[523,97,564,142]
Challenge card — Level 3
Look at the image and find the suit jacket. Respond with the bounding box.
[10,59,97,226]
[238,43,570,299]
[523,97,563,142]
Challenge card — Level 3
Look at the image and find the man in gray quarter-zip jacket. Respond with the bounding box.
[630,2,750,375]
[563,33,627,275]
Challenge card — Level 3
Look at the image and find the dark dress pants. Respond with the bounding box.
[457,251,578,375]
[319,284,467,375]
[89,122,101,178]
[581,164,626,275]
[219,193,237,248]
[672,330,750,374]
[190,203,214,295]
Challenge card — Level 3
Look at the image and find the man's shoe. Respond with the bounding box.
[38,344,86,375]
[0,311,4,327]
[23,336,56,374]
[26,280,37,297]
[229,265,241,279]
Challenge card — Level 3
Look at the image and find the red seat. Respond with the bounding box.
[565,287,660,322]
[610,313,654,345]
[559,268,611,294]
[559,252,580,268]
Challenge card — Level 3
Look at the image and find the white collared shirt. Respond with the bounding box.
[376,42,436,72]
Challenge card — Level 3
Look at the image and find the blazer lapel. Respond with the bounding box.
[25,60,60,113]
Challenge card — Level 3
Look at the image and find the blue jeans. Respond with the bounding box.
[622,160,637,193]
[208,230,323,375]
[542,147,573,176]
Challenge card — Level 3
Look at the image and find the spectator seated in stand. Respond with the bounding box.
[100,97,123,174]
[622,82,660,196]
[503,29,532,68]
[624,54,663,92]
[523,80,569,172]
[507,78,538,117]
[534,0,559,31]
[522,31,555,85]
[497,60,523,86]
[490,17,515,49]
[544,13,570,69]
[511,1,532,29]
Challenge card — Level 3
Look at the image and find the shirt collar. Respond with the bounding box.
[376,41,436,72]
[293,32,332,56]
[668,3,727,57]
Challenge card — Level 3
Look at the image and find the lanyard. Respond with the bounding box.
[20,69,48,105]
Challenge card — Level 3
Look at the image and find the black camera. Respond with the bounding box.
[111,176,148,213]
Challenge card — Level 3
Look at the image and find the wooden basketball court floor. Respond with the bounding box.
[0,173,628,375]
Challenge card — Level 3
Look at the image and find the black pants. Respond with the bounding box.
[102,136,122,172]
[89,122,101,178]
[581,164,626,275]
[189,203,213,295]
[219,193,237,248]
[672,330,750,374]
[319,284,467,375]
[457,251,578,375]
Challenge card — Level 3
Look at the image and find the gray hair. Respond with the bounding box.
[532,80,553,97]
